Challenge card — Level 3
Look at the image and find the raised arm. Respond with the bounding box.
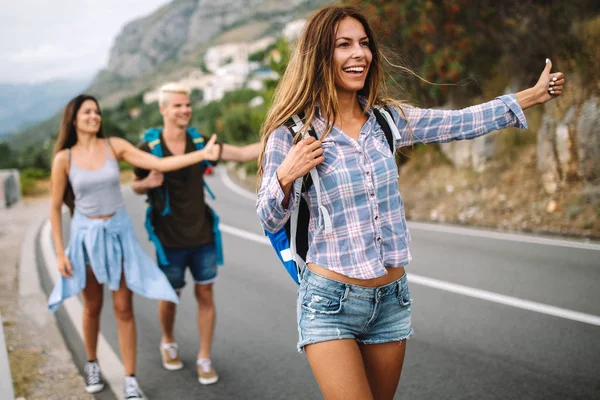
[49,150,73,278]
[220,142,262,163]
[391,59,564,148]
[109,135,219,172]
[514,59,564,110]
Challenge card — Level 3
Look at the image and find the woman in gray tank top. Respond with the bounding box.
[48,94,219,398]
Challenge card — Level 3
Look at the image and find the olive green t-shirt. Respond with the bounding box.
[134,133,218,249]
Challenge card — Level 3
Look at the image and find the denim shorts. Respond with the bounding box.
[161,243,218,290]
[296,267,413,352]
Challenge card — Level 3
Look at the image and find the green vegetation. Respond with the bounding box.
[347,0,599,105]
[19,168,50,196]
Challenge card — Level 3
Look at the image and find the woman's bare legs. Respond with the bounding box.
[112,272,136,375]
[305,339,374,400]
[81,265,103,360]
[359,340,407,400]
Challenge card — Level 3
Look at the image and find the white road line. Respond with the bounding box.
[220,224,270,245]
[218,167,257,202]
[217,168,600,251]
[40,221,145,400]
[408,221,600,251]
[407,274,600,326]
[219,222,600,327]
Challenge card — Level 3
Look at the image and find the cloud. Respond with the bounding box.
[0,0,171,84]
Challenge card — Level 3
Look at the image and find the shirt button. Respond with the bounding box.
[366,171,370,175]
[376,237,381,241]
[370,193,375,197]
[374,215,378,220]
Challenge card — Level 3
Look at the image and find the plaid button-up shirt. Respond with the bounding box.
[257,94,527,280]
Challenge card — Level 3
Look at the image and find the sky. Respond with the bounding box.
[0,0,172,84]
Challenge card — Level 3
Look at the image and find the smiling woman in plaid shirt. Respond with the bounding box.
[256,5,564,399]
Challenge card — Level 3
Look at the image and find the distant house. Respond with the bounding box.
[204,37,275,73]
[142,36,278,105]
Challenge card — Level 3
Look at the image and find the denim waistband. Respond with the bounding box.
[301,266,406,300]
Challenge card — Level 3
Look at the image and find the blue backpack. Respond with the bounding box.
[141,127,224,267]
[265,107,402,284]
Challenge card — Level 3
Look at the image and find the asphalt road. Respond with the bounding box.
[52,168,600,399]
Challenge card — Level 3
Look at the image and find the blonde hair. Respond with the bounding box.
[256,5,407,186]
[159,82,191,107]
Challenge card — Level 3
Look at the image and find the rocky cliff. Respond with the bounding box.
[94,0,327,92]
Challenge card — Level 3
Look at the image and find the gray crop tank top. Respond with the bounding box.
[68,139,125,217]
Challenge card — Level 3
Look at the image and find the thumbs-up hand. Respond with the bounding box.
[535,58,565,104]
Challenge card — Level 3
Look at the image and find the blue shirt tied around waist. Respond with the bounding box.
[48,208,179,312]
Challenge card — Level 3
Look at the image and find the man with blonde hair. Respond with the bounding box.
[132,82,260,385]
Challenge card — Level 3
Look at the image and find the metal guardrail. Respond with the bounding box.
[0,312,16,400]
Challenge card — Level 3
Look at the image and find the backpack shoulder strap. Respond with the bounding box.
[186,127,206,150]
[285,112,318,192]
[284,113,332,234]
[186,127,216,200]
[142,128,164,157]
[373,106,402,153]
[373,107,394,153]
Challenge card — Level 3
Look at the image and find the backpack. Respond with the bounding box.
[265,106,402,284]
[141,127,224,267]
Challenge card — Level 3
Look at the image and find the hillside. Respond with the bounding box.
[87,0,329,106]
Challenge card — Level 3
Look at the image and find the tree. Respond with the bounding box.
[0,143,17,169]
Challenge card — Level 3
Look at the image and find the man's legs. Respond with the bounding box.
[158,248,188,371]
[190,243,219,384]
[195,283,216,360]
[159,294,181,344]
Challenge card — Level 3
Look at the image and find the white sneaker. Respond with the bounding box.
[160,342,184,371]
[84,361,105,393]
[123,376,143,399]
[197,358,219,385]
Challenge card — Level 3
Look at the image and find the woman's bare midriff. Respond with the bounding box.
[88,213,115,221]
[307,263,405,287]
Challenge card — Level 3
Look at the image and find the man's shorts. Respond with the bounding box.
[160,243,218,290]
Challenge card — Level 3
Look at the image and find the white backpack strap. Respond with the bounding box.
[309,167,332,234]
[288,113,332,243]
[376,106,402,150]
[291,114,303,133]
[289,177,305,276]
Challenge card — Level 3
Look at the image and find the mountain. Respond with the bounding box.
[0,79,91,139]
[87,0,328,105]
[8,0,328,149]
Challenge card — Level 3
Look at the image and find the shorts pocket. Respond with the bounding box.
[397,276,412,307]
[301,285,347,315]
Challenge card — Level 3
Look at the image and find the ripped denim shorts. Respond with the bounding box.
[296,266,413,352]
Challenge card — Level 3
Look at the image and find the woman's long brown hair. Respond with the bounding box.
[52,94,105,214]
[256,5,408,187]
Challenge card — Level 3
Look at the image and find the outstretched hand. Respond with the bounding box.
[203,134,220,162]
[534,59,565,104]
